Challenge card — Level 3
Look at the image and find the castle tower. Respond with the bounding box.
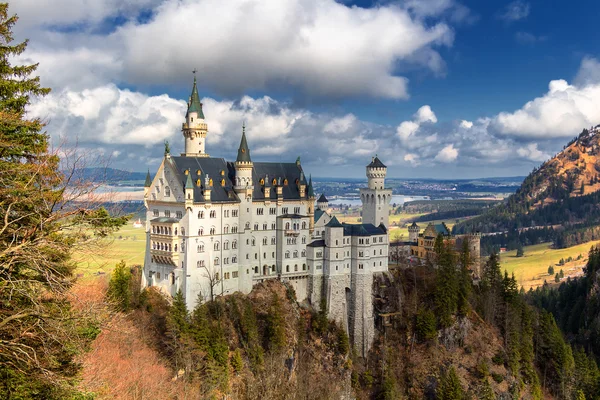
[360,156,392,228]
[408,222,419,243]
[234,124,254,293]
[182,75,209,157]
[317,194,329,210]
[307,175,316,235]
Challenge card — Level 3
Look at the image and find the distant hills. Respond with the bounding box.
[67,168,147,184]
[455,125,600,252]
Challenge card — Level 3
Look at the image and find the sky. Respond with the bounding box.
[13,0,600,179]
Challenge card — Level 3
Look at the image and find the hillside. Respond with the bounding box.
[455,125,600,250]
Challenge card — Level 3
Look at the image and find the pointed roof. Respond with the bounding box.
[325,216,343,228]
[185,172,194,190]
[186,76,205,119]
[410,222,419,228]
[317,193,328,203]
[144,170,152,187]
[236,124,252,163]
[367,155,386,168]
[307,175,314,198]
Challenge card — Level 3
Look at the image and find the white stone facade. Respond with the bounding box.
[142,78,391,356]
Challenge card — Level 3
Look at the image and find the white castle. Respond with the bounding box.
[142,76,392,355]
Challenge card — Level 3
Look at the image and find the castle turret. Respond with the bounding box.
[234,123,254,294]
[144,169,152,200]
[360,155,392,228]
[182,75,209,157]
[307,175,316,234]
[317,193,329,210]
[408,222,419,243]
[184,172,194,208]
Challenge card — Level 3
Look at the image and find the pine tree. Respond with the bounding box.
[434,241,458,328]
[457,240,472,316]
[548,265,555,275]
[0,5,127,397]
[437,367,465,400]
[107,260,132,311]
[516,243,525,257]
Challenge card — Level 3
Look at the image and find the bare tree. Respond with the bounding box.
[201,262,223,302]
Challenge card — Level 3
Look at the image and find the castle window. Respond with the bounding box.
[232,240,237,249]
[165,187,171,197]
[317,265,322,270]
[198,211,204,219]
[286,266,289,272]
[316,251,322,258]
[184,169,189,175]
[209,178,213,186]
[221,170,225,176]
[301,250,306,257]
[197,244,204,252]
[282,207,288,214]
[176,211,183,219]
[198,228,203,235]
[271,237,276,245]
[302,264,306,271]
[214,257,219,266]
[232,257,237,264]
[232,210,238,217]
[224,241,229,250]
[232,271,238,277]
[164,210,170,217]
[285,251,290,259]
[175,244,178,251]
[263,237,268,245]
[302,236,306,244]
[245,222,250,230]
[302,222,306,229]
[257,208,263,215]
[214,242,220,251]
[156,185,160,193]
[285,222,290,230]
[263,223,267,230]
[221,179,225,186]
[197,260,205,268]
[197,169,201,175]
[293,251,298,258]
[224,225,229,234]
[272,178,277,186]
[232,225,238,233]
[210,210,216,218]
[271,223,275,230]
[181,227,185,235]
[294,264,298,271]
[254,223,259,231]
[284,179,288,185]
[260,178,265,185]
[196,179,201,186]
[294,207,300,214]
[251,238,256,246]
[210,227,215,235]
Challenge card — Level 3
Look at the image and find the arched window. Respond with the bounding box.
[285,222,290,230]
[232,225,238,233]
[198,211,204,219]
[175,227,178,235]
[251,238,256,246]
[294,264,298,271]
[214,257,219,265]
[245,222,250,230]
[285,251,290,259]
[301,250,306,257]
[224,225,229,234]
[214,241,220,251]
[224,241,229,250]
[232,240,237,249]
[210,227,215,235]
[232,256,237,263]
[271,237,276,245]
[174,244,178,251]
[181,227,185,235]
[165,186,170,197]
[302,236,306,244]
[254,223,259,231]
[293,251,298,258]
[262,237,267,245]
[152,226,155,234]
[197,244,204,253]
[302,221,306,229]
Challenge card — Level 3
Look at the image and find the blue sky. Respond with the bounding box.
[14,0,600,178]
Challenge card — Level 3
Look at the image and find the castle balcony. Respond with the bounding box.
[150,248,179,266]
[284,230,300,237]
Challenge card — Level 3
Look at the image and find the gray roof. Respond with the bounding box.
[325,216,343,228]
[317,194,328,203]
[236,127,251,163]
[367,156,386,168]
[314,208,326,223]
[186,77,205,119]
[170,156,308,203]
[307,239,325,248]
[342,223,386,237]
[144,170,152,187]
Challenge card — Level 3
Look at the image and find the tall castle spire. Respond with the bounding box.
[182,71,209,157]
[236,122,251,162]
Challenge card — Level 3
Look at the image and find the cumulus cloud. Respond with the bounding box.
[574,56,600,86]
[517,143,550,162]
[396,105,437,140]
[434,144,458,162]
[414,105,438,123]
[404,153,420,166]
[491,73,600,138]
[459,120,473,129]
[16,0,455,100]
[498,1,530,22]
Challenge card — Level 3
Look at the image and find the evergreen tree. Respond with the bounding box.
[437,367,465,400]
[548,265,555,275]
[516,243,525,257]
[434,241,458,328]
[107,260,132,311]
[0,5,127,396]
[457,240,472,316]
[265,294,286,352]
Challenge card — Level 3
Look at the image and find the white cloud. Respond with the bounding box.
[323,114,358,135]
[574,56,600,86]
[498,1,530,22]
[491,75,600,138]
[414,105,438,123]
[434,144,458,162]
[396,120,420,140]
[29,84,186,146]
[459,120,473,129]
[404,153,420,166]
[18,0,454,100]
[517,143,550,162]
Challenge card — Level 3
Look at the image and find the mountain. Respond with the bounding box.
[454,125,600,251]
[67,167,148,184]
